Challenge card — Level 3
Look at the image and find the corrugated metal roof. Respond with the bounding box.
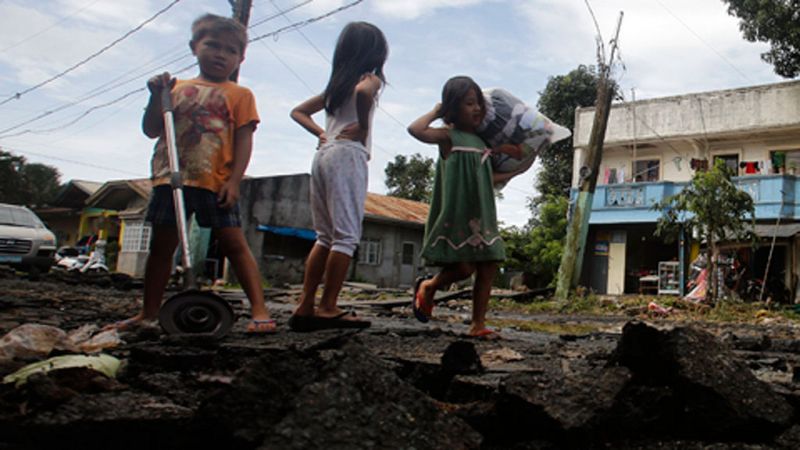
[364,193,429,225]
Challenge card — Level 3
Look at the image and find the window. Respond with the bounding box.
[122,221,151,252]
[713,154,739,175]
[633,159,660,182]
[401,242,415,265]
[358,238,381,265]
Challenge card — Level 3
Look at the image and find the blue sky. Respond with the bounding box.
[0,0,787,226]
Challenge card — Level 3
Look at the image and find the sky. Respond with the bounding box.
[0,0,789,227]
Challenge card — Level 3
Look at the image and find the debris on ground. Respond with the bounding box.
[0,277,799,449]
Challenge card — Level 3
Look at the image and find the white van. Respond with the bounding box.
[0,203,57,275]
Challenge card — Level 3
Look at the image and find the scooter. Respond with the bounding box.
[156,79,234,338]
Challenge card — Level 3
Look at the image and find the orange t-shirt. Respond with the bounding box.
[150,78,259,193]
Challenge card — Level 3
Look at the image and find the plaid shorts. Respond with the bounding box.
[145,185,241,228]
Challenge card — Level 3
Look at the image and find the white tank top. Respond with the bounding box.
[324,87,378,158]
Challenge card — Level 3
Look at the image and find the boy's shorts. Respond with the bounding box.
[146,185,241,228]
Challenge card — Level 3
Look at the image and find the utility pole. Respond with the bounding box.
[555,11,623,300]
[229,0,253,82]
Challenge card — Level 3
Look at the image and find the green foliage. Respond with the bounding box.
[501,195,568,287]
[653,160,755,245]
[722,0,800,78]
[0,149,62,207]
[534,65,602,200]
[653,160,755,300]
[384,153,434,202]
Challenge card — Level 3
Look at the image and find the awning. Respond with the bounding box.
[753,223,800,238]
[257,224,317,241]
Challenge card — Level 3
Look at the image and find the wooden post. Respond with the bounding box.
[555,12,623,300]
[229,0,252,82]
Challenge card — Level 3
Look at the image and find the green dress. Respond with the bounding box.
[421,128,505,265]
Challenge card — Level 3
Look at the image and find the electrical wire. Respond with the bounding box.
[0,0,360,136]
[250,0,364,43]
[0,0,182,107]
[0,0,104,53]
[1,145,146,177]
[652,0,752,83]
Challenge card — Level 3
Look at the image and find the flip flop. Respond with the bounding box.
[288,311,370,332]
[246,319,277,335]
[288,314,321,332]
[313,310,371,330]
[465,328,501,340]
[412,276,433,323]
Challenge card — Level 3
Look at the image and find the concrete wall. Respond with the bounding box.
[356,221,424,288]
[239,174,314,283]
[574,80,800,148]
[117,250,147,278]
[239,174,425,288]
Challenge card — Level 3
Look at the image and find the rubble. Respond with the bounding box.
[0,277,798,449]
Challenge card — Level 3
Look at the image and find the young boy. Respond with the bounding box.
[111,14,274,334]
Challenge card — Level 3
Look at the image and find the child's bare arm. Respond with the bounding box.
[354,73,381,131]
[291,95,326,147]
[407,104,448,144]
[142,73,175,138]
[218,122,255,209]
[492,155,535,185]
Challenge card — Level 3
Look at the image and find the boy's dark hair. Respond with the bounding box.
[324,22,388,114]
[191,13,248,54]
[439,76,484,125]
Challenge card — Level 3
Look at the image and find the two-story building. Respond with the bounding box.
[572,80,800,297]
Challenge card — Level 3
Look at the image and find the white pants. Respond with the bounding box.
[310,141,368,257]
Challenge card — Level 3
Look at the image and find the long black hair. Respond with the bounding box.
[438,76,485,125]
[323,22,388,114]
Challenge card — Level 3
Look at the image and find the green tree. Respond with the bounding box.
[653,161,755,301]
[0,149,62,207]
[535,65,602,200]
[501,195,568,288]
[384,153,434,202]
[722,0,800,78]
[22,163,61,207]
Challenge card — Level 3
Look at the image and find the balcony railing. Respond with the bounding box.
[575,174,800,224]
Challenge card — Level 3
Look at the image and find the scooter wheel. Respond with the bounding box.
[159,290,234,338]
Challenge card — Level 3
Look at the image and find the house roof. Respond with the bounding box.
[85,178,152,211]
[52,179,103,208]
[364,193,429,226]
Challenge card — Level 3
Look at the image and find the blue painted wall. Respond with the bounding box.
[572,174,800,224]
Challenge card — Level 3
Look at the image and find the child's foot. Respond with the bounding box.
[466,327,501,340]
[246,318,277,334]
[412,277,434,323]
[102,313,157,331]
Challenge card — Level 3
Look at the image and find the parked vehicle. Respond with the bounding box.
[0,203,57,276]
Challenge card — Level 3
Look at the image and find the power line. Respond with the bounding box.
[250,0,313,28]
[0,0,103,53]
[1,145,147,177]
[0,0,182,107]
[0,62,197,138]
[0,0,357,136]
[652,0,752,83]
[250,0,364,43]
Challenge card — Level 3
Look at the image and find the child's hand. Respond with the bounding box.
[317,133,328,150]
[336,121,367,145]
[147,72,176,95]
[433,102,443,118]
[494,143,524,160]
[217,180,240,209]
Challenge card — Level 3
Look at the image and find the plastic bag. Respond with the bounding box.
[477,88,571,180]
[0,324,68,361]
[3,354,122,387]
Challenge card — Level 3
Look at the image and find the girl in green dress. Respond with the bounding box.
[408,76,531,338]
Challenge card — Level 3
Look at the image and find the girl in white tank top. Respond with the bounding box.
[288,22,388,331]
